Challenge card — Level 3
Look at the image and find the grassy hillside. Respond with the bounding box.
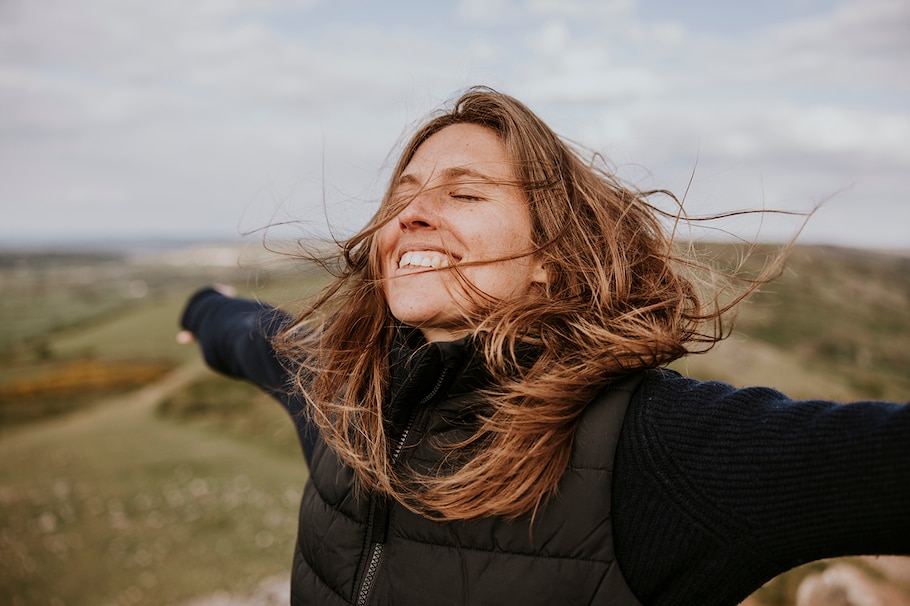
[0,243,328,606]
[0,242,907,606]
[675,244,910,402]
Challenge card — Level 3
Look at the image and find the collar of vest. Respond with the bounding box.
[385,326,549,423]
[383,327,470,431]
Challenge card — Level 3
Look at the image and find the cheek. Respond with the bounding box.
[477,219,541,291]
[376,220,394,248]
[376,226,397,270]
[487,218,535,257]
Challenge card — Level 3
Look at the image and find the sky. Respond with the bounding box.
[1,0,908,249]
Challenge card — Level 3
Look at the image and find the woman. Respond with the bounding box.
[180,87,910,606]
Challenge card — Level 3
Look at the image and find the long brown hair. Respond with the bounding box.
[276,86,791,520]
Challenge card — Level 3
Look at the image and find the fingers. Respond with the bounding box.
[177,285,235,346]
[213,283,238,297]
[176,330,196,345]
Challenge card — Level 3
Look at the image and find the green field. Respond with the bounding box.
[0,241,908,605]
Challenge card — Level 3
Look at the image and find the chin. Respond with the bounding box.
[389,307,445,328]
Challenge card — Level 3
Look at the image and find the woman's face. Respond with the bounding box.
[377,123,548,342]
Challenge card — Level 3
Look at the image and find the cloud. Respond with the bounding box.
[0,0,907,248]
[0,0,467,238]
[526,0,637,18]
[759,0,910,89]
[502,1,909,167]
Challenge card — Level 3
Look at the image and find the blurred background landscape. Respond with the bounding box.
[2,0,909,603]
[0,239,907,606]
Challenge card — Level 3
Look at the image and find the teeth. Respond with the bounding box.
[399,251,451,269]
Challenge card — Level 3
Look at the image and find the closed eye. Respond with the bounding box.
[450,191,484,201]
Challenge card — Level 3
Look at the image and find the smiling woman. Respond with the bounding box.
[379,123,549,343]
[178,87,910,606]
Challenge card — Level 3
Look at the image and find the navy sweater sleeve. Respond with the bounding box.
[180,288,318,462]
[613,369,910,606]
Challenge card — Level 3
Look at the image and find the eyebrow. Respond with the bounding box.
[397,166,501,188]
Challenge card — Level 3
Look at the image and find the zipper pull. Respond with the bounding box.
[371,497,390,544]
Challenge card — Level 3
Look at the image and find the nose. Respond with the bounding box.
[396,190,438,231]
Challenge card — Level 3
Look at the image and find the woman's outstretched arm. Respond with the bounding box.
[179,287,318,462]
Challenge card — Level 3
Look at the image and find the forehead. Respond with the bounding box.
[402,123,514,182]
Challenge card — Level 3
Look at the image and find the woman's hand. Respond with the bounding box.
[176,284,238,345]
[176,330,195,345]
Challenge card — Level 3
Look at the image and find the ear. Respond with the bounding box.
[531,259,552,285]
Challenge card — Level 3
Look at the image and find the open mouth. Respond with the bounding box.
[398,250,457,269]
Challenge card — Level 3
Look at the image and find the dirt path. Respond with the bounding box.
[0,358,210,450]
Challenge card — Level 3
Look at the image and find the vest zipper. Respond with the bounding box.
[356,542,384,606]
[355,368,450,606]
